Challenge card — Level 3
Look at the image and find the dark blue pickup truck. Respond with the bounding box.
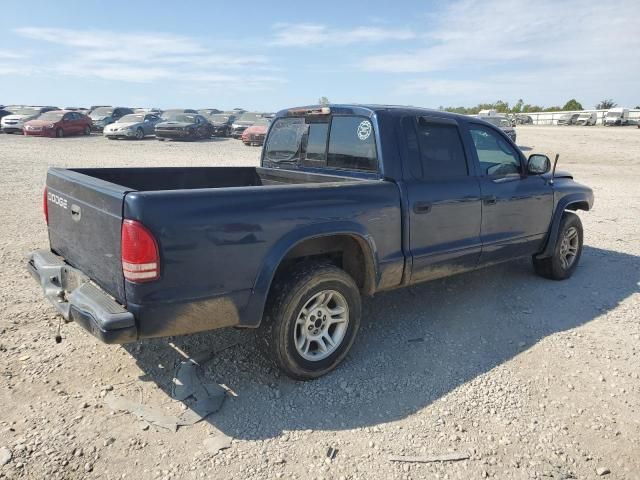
[28,104,593,379]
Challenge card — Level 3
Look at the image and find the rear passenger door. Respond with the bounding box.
[403,116,483,283]
[466,122,553,264]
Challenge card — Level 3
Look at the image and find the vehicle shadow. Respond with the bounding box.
[122,245,639,440]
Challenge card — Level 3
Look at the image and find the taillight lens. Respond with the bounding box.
[121,219,160,282]
[43,187,49,224]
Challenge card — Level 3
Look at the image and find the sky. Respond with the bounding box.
[1,0,639,111]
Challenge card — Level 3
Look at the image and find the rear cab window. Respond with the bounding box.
[264,114,378,173]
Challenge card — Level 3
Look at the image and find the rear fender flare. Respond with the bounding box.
[242,222,378,328]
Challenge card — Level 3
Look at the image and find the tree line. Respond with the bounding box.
[439,99,635,115]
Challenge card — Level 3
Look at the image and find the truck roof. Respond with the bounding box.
[275,104,469,121]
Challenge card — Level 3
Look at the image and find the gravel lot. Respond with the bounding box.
[0,127,638,480]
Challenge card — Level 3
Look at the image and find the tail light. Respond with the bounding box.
[121,219,160,282]
[43,187,49,225]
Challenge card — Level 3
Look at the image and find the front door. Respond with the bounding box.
[466,123,553,265]
[404,116,483,284]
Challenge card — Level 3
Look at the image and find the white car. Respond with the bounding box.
[575,112,597,126]
[1,106,58,134]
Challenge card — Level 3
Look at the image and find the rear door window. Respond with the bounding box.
[415,117,468,179]
[327,116,377,171]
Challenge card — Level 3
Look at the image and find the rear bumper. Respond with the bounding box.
[26,250,137,344]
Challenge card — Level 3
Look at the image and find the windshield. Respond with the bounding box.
[10,107,39,116]
[164,114,196,123]
[209,115,229,123]
[91,107,114,117]
[118,114,144,123]
[607,111,621,118]
[38,111,65,121]
[162,111,189,120]
[264,117,305,162]
[238,112,262,122]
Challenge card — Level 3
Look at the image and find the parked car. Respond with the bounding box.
[481,116,517,142]
[198,108,222,116]
[0,108,12,131]
[241,118,270,146]
[1,106,58,134]
[161,109,198,119]
[155,113,213,140]
[23,110,92,138]
[575,112,597,126]
[557,113,580,126]
[230,112,264,138]
[207,114,237,137]
[89,107,134,132]
[64,107,90,115]
[103,113,162,140]
[134,108,163,115]
[514,114,533,125]
[604,108,629,126]
[28,104,593,380]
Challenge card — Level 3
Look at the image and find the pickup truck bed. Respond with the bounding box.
[42,164,402,343]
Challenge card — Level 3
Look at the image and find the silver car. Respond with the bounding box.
[103,113,161,140]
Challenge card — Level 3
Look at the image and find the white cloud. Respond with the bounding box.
[362,0,640,105]
[270,23,416,47]
[13,27,283,88]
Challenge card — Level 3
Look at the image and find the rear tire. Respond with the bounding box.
[83,125,91,135]
[259,263,361,380]
[135,128,144,140]
[533,212,583,280]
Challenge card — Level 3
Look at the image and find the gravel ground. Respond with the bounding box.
[0,127,638,480]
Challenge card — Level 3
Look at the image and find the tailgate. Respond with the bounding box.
[46,168,130,303]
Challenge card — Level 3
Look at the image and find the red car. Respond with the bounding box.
[23,110,92,138]
[241,119,269,146]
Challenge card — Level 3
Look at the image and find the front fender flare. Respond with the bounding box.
[535,192,593,259]
[241,222,379,328]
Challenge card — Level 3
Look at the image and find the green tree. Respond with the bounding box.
[511,99,524,113]
[596,99,617,109]
[318,96,330,106]
[562,99,583,111]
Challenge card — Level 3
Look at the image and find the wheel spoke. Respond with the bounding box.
[560,255,568,269]
[322,291,334,308]
[322,333,335,349]
[317,337,328,353]
[328,305,346,317]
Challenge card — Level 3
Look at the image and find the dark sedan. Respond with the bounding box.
[207,113,237,137]
[155,114,213,140]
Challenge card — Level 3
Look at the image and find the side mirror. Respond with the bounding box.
[527,154,551,175]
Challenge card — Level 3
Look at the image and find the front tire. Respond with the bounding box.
[83,125,91,135]
[533,212,583,280]
[56,128,64,138]
[135,128,144,140]
[260,263,361,380]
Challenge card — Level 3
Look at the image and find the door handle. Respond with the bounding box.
[413,202,432,214]
[483,195,497,205]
